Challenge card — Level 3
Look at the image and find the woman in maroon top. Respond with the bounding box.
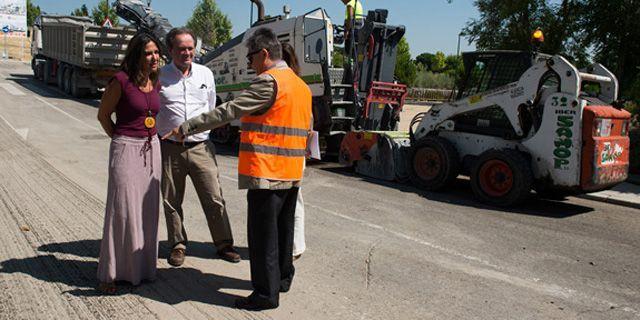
[96,33,161,293]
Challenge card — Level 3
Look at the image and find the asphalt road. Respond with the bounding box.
[0,60,639,320]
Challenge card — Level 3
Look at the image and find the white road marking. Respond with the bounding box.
[15,128,29,140]
[220,172,639,316]
[0,114,28,140]
[33,96,102,133]
[0,83,25,96]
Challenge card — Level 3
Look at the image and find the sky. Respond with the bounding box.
[32,0,478,57]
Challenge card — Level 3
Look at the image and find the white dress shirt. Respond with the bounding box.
[157,62,217,142]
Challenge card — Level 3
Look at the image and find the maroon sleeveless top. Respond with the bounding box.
[112,71,160,138]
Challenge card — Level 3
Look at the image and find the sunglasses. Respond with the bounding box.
[246,49,264,63]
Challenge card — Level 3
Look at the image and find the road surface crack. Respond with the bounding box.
[365,239,381,289]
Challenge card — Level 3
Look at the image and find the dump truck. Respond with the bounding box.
[31,15,135,97]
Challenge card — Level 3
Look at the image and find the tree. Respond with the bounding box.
[431,51,447,72]
[394,37,417,86]
[462,0,582,58]
[415,52,435,71]
[26,0,40,27]
[71,4,89,17]
[186,0,232,48]
[444,54,465,88]
[577,0,640,94]
[332,47,345,68]
[91,0,119,27]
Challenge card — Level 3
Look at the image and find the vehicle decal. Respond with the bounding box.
[600,142,624,165]
[553,109,575,169]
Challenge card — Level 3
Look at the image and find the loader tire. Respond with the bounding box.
[471,149,533,207]
[408,136,460,191]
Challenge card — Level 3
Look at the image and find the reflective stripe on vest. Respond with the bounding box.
[238,67,312,181]
[241,122,309,137]
[345,0,364,20]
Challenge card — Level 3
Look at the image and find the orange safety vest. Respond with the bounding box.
[238,67,312,181]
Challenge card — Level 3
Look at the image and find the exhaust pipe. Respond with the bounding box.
[250,0,265,22]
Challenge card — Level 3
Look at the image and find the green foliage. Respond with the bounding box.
[414,71,455,89]
[412,52,464,89]
[394,37,417,86]
[26,0,40,27]
[462,0,640,101]
[71,4,89,17]
[186,0,232,48]
[91,0,119,27]
[443,54,465,88]
[431,51,447,72]
[578,0,640,95]
[332,47,345,68]
[626,74,640,104]
[415,52,435,70]
[463,0,581,57]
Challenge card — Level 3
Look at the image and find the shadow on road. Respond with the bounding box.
[0,255,249,307]
[7,73,101,108]
[37,239,250,262]
[319,166,595,218]
[212,143,594,218]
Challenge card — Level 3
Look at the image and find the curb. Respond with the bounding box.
[576,194,640,210]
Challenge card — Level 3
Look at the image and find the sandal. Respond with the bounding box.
[98,282,117,294]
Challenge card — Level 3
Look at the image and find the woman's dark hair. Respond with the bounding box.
[281,42,300,76]
[121,33,159,87]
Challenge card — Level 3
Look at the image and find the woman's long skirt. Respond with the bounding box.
[97,135,161,285]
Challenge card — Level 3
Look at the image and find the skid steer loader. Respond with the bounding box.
[406,41,631,206]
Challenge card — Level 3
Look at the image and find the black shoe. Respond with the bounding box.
[234,296,278,311]
[168,248,185,267]
[279,278,293,293]
[217,246,241,263]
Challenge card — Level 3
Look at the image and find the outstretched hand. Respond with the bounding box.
[162,126,185,142]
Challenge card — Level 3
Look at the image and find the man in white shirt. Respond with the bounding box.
[157,27,240,266]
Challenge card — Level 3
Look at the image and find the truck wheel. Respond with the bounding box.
[470,149,533,207]
[70,69,83,98]
[43,60,52,84]
[56,64,66,89]
[408,136,460,191]
[34,61,43,80]
[63,68,72,94]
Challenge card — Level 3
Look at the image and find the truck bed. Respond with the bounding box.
[38,16,136,69]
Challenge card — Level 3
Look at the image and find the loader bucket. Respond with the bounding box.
[339,131,410,181]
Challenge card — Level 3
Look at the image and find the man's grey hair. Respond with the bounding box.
[246,28,282,60]
[166,27,197,50]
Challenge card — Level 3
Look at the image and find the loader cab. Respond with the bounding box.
[451,51,552,139]
[457,51,536,100]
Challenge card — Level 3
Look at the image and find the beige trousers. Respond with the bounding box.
[161,140,233,251]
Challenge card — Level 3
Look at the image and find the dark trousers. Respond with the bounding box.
[247,187,298,306]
